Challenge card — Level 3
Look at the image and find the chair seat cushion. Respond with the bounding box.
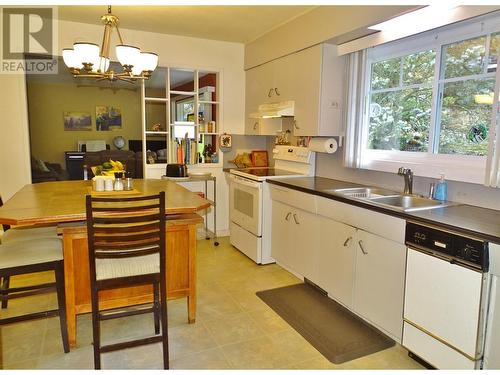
[2,226,57,243]
[0,238,62,269]
[96,253,160,281]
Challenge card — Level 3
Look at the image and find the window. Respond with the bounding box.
[360,18,500,183]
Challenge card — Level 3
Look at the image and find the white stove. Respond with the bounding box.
[229,146,315,264]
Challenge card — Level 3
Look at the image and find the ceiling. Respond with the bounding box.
[58,5,317,44]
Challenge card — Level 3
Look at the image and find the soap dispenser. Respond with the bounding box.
[434,173,448,201]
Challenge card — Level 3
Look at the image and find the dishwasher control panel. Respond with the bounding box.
[406,222,489,271]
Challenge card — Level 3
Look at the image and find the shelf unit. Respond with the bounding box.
[140,67,221,177]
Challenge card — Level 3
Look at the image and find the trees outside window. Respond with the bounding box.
[367,32,498,157]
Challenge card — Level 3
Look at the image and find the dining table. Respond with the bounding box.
[0,179,211,347]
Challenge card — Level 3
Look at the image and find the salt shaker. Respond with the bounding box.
[113,172,124,191]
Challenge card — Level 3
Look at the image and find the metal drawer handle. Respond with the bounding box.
[253,121,258,130]
[343,236,352,247]
[358,240,368,255]
[285,212,292,221]
[268,88,274,97]
[274,87,280,96]
[293,120,300,130]
[293,213,300,225]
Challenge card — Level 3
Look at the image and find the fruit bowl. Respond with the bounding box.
[91,159,125,176]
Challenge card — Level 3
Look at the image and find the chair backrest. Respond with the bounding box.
[85,192,166,280]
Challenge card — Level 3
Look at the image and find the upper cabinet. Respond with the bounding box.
[244,43,345,137]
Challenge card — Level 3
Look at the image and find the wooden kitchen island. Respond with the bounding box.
[0,180,210,347]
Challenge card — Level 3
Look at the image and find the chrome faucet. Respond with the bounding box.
[398,167,414,195]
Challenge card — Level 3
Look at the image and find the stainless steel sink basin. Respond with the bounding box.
[327,187,398,199]
[368,195,452,212]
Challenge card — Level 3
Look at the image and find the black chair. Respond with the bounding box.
[0,237,70,354]
[85,192,169,369]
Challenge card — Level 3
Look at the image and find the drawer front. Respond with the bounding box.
[403,322,476,369]
[316,196,405,243]
[269,185,316,214]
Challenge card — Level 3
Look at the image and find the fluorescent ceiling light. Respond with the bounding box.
[368,3,459,32]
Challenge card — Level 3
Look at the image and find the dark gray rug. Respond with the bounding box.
[256,283,395,364]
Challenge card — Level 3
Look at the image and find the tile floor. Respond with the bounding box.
[0,236,423,369]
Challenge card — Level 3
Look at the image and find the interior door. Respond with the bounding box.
[317,217,357,308]
[353,229,406,340]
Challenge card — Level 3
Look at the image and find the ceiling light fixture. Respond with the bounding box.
[62,6,158,83]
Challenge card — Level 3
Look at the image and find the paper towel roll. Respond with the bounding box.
[308,137,338,154]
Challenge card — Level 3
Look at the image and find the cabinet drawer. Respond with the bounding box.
[316,196,405,243]
[269,185,316,213]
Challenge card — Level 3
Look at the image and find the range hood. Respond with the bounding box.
[250,100,295,119]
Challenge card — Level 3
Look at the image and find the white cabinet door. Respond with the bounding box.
[291,44,322,137]
[271,52,296,103]
[291,208,319,281]
[245,63,273,135]
[353,229,406,340]
[317,216,357,308]
[271,200,293,269]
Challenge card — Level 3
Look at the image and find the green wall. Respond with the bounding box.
[27,82,143,167]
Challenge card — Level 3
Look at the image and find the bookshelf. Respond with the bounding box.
[141,68,221,177]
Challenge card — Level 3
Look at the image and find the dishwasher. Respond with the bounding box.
[403,222,490,369]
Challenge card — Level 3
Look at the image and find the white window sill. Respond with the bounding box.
[361,150,486,185]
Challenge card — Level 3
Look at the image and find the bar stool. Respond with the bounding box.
[0,196,59,309]
[86,192,169,369]
[0,237,70,353]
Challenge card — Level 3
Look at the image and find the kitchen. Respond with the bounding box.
[1,2,500,370]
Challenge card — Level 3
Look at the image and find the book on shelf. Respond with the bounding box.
[172,138,198,165]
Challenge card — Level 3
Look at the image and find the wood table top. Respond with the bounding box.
[0,179,211,225]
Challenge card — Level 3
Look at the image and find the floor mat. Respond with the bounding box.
[256,283,395,364]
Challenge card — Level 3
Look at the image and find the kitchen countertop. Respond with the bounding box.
[267,176,500,244]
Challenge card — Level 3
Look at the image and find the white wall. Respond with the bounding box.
[316,149,500,211]
[0,75,31,201]
[0,18,245,206]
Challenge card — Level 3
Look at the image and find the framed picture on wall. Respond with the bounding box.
[96,105,122,131]
[63,111,92,131]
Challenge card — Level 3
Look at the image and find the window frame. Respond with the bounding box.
[360,14,500,184]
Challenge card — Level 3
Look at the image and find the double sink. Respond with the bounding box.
[323,187,454,212]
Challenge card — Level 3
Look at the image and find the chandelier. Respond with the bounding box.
[62,6,158,83]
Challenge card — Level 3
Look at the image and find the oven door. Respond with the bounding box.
[229,174,262,236]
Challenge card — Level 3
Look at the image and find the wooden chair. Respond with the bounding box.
[0,237,70,354]
[0,195,60,310]
[85,192,169,369]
